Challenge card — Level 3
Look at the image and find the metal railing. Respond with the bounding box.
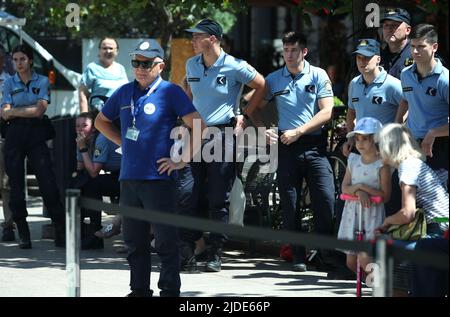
[65,190,449,297]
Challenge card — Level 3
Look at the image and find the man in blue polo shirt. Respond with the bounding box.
[247,32,335,272]
[399,24,449,181]
[181,18,266,273]
[380,8,413,79]
[95,39,204,297]
[343,39,403,156]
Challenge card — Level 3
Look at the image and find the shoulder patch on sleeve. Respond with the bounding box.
[324,80,333,92]
[246,63,255,73]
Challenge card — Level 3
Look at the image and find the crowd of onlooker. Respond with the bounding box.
[0,7,448,297]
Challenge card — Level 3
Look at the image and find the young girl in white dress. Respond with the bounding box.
[338,117,392,274]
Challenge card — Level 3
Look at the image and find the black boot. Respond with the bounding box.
[1,225,15,242]
[205,248,222,272]
[16,220,32,249]
[81,234,104,250]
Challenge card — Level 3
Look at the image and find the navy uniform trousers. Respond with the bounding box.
[4,119,64,225]
[277,134,335,264]
[120,180,181,297]
[177,130,236,254]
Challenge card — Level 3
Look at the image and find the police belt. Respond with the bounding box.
[417,136,448,144]
[208,117,236,130]
[8,116,49,126]
[278,131,326,144]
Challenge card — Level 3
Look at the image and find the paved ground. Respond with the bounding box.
[0,197,371,297]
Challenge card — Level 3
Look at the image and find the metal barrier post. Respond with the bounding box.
[66,189,80,297]
[373,235,393,297]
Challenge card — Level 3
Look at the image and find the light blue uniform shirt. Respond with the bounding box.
[101,78,196,181]
[265,61,334,134]
[186,50,256,125]
[0,70,11,101]
[77,133,121,172]
[81,61,129,111]
[1,72,50,107]
[348,68,402,125]
[401,59,449,139]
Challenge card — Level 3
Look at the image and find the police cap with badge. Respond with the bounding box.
[353,39,380,57]
[129,39,164,60]
[380,8,411,25]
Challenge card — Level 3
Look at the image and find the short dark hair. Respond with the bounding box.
[282,32,307,48]
[410,24,438,44]
[77,110,97,122]
[12,44,33,60]
[98,37,119,50]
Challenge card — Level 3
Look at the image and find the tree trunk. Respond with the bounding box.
[158,3,174,80]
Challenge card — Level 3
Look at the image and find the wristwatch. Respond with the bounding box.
[79,147,88,153]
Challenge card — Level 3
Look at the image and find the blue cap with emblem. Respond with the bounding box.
[352,39,380,57]
[129,39,164,59]
[380,8,411,25]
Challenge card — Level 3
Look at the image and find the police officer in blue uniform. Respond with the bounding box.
[95,40,204,297]
[379,8,414,217]
[380,8,414,79]
[399,24,449,181]
[343,39,403,156]
[247,32,335,272]
[182,19,266,272]
[1,44,65,249]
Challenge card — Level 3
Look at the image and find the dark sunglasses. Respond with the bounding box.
[131,59,159,69]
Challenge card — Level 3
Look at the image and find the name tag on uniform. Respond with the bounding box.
[11,89,24,96]
[403,87,413,92]
[352,98,359,103]
[274,89,290,96]
[126,127,140,141]
[187,77,200,82]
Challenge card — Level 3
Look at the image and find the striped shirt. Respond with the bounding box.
[398,157,449,231]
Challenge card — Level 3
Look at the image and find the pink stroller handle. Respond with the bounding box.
[340,192,382,297]
[340,193,383,204]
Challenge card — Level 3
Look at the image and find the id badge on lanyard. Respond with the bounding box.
[126,99,140,141]
[125,77,162,141]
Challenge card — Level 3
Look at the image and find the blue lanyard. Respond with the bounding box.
[130,77,162,127]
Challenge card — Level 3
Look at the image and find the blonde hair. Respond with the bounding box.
[375,123,425,167]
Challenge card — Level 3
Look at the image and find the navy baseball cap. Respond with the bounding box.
[129,39,164,59]
[185,19,223,38]
[352,39,380,57]
[380,8,411,25]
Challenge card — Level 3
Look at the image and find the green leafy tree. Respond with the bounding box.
[2,0,247,74]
